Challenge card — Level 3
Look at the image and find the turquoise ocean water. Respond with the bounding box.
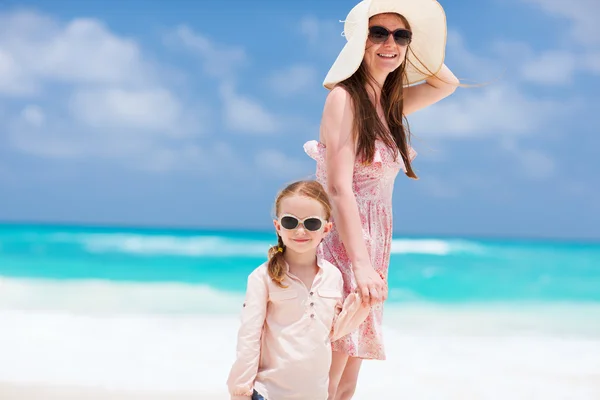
[1,222,599,304]
[1,223,600,398]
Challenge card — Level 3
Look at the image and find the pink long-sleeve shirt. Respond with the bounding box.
[226,256,370,400]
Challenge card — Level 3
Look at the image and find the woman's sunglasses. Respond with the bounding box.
[368,26,412,46]
[279,214,326,232]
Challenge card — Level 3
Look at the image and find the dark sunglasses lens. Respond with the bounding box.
[369,26,389,43]
[280,216,299,230]
[303,218,323,231]
[393,30,412,46]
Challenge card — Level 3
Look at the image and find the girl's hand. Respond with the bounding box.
[353,265,387,306]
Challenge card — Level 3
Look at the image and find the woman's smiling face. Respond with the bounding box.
[363,13,410,77]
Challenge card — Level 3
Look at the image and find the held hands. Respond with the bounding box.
[353,265,388,307]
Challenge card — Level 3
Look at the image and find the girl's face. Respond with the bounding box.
[273,195,332,254]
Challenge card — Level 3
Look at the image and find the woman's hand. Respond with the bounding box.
[353,265,387,306]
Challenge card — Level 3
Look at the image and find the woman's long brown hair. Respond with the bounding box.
[338,13,418,179]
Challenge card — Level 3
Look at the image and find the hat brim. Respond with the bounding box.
[323,0,447,90]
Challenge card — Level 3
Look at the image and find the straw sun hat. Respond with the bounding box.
[323,0,447,89]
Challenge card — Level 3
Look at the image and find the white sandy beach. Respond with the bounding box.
[0,383,226,399]
[1,307,600,400]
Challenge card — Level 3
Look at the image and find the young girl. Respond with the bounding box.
[227,180,370,400]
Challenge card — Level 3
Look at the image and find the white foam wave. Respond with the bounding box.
[47,233,486,258]
[0,276,243,315]
[51,232,271,257]
[0,308,599,399]
[391,238,485,255]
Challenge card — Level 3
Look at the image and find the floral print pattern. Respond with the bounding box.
[303,139,416,360]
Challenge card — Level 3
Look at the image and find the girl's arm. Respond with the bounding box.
[321,87,387,306]
[226,270,268,400]
[403,64,459,116]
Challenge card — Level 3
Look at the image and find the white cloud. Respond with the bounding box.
[409,84,565,138]
[255,149,312,179]
[407,26,577,183]
[68,88,182,131]
[0,11,151,92]
[517,0,600,84]
[166,25,246,79]
[132,146,202,173]
[518,48,600,85]
[418,175,460,198]
[131,142,245,174]
[267,65,318,96]
[10,112,86,159]
[449,32,583,88]
[0,11,312,178]
[518,149,556,180]
[219,82,281,134]
[501,139,556,180]
[299,16,345,56]
[300,16,336,46]
[0,9,207,173]
[166,25,311,137]
[218,82,315,136]
[0,48,37,95]
[446,31,502,80]
[8,106,212,174]
[520,0,599,46]
[584,52,600,73]
[451,26,598,87]
[520,50,577,86]
[21,105,45,127]
[409,29,580,138]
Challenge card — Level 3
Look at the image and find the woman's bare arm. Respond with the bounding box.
[320,87,387,306]
[403,64,459,116]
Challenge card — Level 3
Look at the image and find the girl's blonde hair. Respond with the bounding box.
[268,180,332,288]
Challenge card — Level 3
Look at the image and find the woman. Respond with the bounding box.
[304,0,459,399]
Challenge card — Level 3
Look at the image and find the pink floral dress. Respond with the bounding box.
[303,139,416,360]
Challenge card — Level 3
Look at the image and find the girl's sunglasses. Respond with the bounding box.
[368,26,412,46]
[279,214,325,232]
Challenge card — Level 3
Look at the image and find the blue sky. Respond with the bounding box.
[0,0,598,240]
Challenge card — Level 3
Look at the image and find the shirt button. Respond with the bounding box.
[309,291,314,296]
[310,314,315,318]
[310,302,315,306]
